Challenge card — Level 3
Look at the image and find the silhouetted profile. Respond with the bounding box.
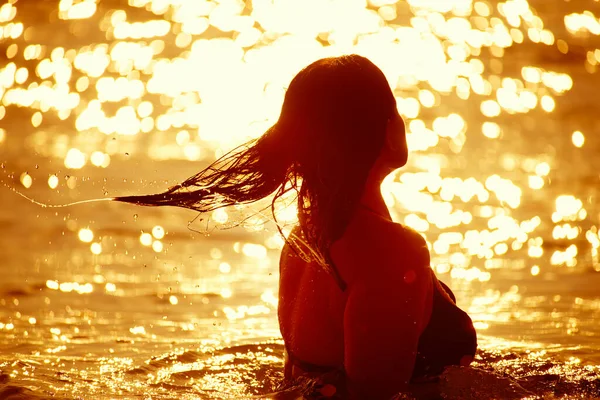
[115,54,477,399]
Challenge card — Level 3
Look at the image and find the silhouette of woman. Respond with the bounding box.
[115,54,477,399]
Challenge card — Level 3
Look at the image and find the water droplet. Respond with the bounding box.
[133,214,138,220]
[35,164,39,169]
[125,152,129,156]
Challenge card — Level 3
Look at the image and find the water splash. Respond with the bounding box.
[2,181,115,208]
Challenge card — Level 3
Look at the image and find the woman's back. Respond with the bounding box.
[278,211,435,379]
[278,209,477,398]
[278,233,348,371]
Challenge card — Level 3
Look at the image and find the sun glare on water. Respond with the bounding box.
[1,1,600,398]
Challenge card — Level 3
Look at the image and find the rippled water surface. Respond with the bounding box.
[1,0,600,398]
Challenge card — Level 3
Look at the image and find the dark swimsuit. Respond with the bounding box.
[285,275,477,381]
[412,278,477,378]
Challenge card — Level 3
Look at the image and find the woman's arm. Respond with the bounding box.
[343,231,432,399]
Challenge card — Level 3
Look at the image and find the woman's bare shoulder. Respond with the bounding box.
[338,217,431,283]
[345,214,426,251]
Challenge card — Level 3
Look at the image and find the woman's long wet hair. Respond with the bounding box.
[115,54,397,289]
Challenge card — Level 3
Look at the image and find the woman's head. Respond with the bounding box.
[114,54,406,283]
[277,55,405,176]
[261,55,406,281]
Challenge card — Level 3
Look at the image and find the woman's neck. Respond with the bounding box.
[359,165,392,221]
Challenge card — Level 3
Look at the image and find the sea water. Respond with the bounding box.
[1,1,600,399]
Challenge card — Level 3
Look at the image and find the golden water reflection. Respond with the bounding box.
[1,0,600,398]
[1,0,599,332]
